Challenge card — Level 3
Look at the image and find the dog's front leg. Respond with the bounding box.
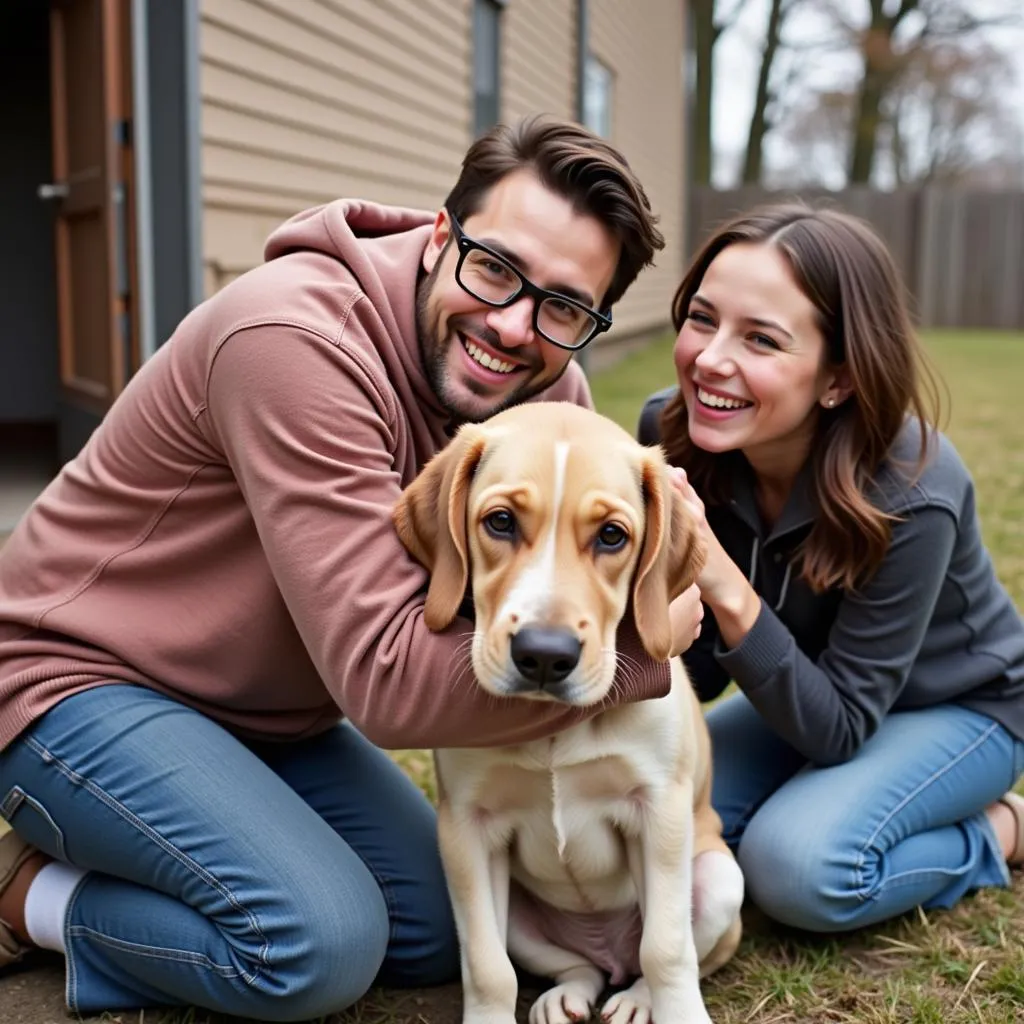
[438,800,518,1024]
[601,779,711,1024]
[506,907,604,1024]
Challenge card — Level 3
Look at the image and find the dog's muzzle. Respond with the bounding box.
[509,626,582,700]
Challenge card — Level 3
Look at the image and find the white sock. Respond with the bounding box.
[23,862,87,953]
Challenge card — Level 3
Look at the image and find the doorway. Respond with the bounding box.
[0,1,60,529]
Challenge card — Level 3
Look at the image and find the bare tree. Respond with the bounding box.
[691,0,752,184]
[766,0,1024,187]
[885,40,1024,186]
[740,0,799,184]
[771,26,1024,190]
[834,0,1023,183]
[767,88,852,187]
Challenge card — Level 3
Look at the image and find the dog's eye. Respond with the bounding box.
[483,509,517,538]
[595,523,628,552]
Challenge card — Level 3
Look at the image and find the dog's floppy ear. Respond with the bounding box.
[393,425,487,631]
[631,453,706,660]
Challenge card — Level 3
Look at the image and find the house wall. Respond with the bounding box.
[198,0,468,293]
[197,0,686,345]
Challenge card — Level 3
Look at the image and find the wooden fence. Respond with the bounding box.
[689,186,1024,331]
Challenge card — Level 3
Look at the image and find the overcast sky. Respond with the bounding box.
[710,0,1024,186]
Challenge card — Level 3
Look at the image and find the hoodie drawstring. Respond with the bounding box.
[747,536,792,613]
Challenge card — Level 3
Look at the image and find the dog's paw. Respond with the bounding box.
[528,981,598,1024]
[601,976,713,1024]
[600,977,653,1024]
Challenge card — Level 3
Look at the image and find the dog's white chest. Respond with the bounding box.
[438,708,678,910]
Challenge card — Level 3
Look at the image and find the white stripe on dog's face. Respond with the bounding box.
[494,441,569,626]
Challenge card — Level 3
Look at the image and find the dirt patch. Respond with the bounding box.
[0,956,540,1023]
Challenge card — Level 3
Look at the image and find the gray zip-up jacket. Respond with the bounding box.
[640,388,1024,767]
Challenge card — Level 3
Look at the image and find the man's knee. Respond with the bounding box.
[246,879,390,1020]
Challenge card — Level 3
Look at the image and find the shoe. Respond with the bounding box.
[0,830,35,967]
[996,792,1024,868]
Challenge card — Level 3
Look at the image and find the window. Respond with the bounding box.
[582,54,613,138]
[473,0,502,137]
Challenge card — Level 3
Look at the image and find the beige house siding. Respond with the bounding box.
[501,0,576,124]
[198,0,686,348]
[199,0,472,292]
[588,0,686,341]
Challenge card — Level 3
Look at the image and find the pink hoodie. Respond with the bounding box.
[0,200,669,752]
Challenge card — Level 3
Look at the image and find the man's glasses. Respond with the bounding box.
[446,211,613,351]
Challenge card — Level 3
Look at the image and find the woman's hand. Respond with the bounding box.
[668,468,733,605]
[667,467,762,647]
[669,582,704,657]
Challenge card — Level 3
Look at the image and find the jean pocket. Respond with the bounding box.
[1,786,68,862]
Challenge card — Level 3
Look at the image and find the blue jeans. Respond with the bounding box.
[0,685,458,1020]
[707,693,1024,933]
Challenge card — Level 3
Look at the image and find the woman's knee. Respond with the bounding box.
[737,810,861,933]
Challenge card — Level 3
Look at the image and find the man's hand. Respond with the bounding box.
[669,582,704,657]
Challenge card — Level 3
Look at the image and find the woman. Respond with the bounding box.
[639,202,1024,932]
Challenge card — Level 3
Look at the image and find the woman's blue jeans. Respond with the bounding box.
[0,685,459,1020]
[707,692,1024,933]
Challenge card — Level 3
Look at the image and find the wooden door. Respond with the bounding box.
[46,0,136,459]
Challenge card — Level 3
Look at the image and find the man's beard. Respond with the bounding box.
[414,264,570,425]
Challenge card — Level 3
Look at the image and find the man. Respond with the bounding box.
[0,116,683,1020]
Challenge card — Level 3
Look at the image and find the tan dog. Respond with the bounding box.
[394,402,743,1024]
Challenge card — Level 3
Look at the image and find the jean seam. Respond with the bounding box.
[853,722,1001,902]
[62,870,92,1015]
[23,735,271,984]
[68,925,248,979]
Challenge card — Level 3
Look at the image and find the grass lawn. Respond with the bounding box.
[3,329,1022,1024]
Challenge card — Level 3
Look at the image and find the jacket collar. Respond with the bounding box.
[727,456,817,543]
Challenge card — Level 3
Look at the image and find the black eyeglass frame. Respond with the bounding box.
[446,210,613,351]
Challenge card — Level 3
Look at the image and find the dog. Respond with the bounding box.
[394,402,744,1024]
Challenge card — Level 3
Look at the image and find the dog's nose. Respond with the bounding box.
[510,627,582,687]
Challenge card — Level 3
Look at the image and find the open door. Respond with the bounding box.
[44,0,137,462]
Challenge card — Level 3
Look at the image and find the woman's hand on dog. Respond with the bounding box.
[669,582,704,656]
[668,467,735,607]
[668,467,762,648]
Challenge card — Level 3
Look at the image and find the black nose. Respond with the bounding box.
[510,627,582,687]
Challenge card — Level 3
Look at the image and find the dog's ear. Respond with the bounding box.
[631,453,706,660]
[393,425,487,631]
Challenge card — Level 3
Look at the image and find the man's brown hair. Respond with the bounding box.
[443,115,665,309]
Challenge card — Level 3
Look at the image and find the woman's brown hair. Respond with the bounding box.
[661,202,945,592]
[443,114,665,309]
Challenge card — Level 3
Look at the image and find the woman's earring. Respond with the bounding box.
[825,397,836,408]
